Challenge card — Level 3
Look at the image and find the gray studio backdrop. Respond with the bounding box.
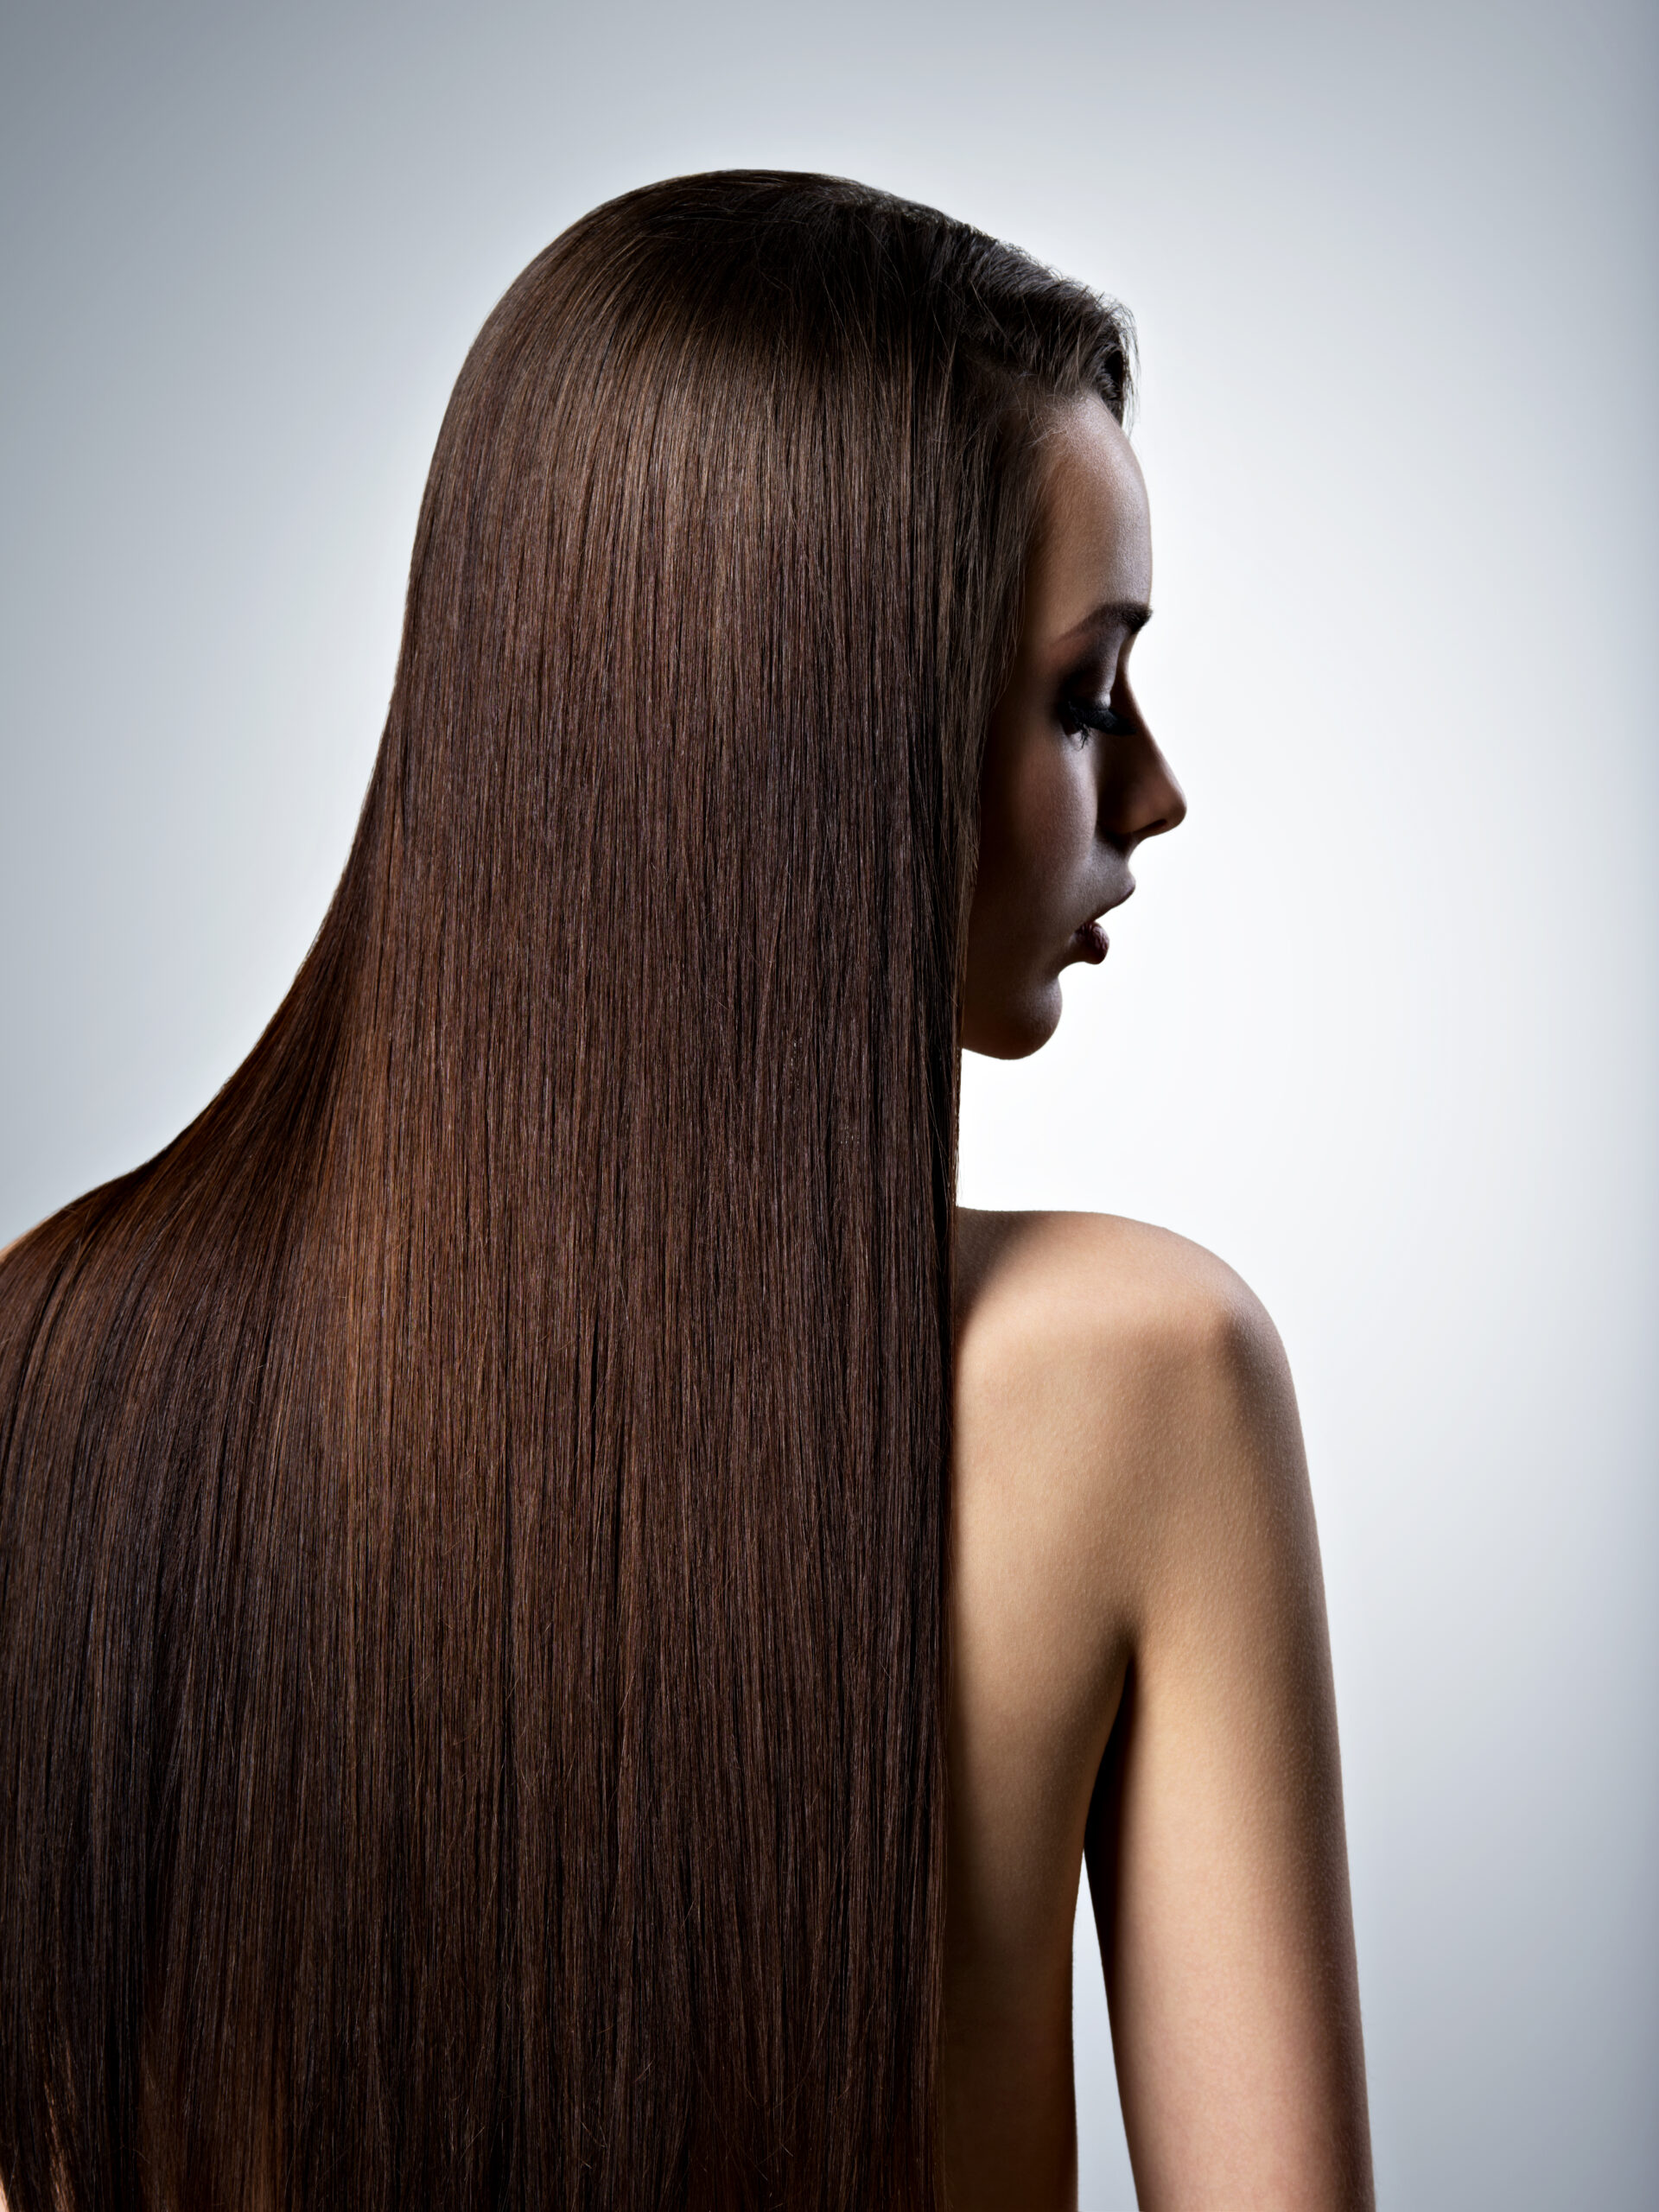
[3,3,1654,2203]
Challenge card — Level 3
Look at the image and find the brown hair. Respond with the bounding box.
[0,172,1131,2211]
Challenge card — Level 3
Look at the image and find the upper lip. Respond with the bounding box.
[1082,883,1134,930]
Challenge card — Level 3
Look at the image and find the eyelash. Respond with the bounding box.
[1058,694,1132,745]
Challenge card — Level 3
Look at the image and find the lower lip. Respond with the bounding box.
[1074,920,1109,964]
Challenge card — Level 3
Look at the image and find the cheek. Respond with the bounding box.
[1001,743,1096,903]
[963,738,1094,1056]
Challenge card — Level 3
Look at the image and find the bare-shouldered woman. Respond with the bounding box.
[938,396,1372,2206]
[0,179,1370,2212]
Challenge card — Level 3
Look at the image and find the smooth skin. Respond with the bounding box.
[942,396,1373,2208]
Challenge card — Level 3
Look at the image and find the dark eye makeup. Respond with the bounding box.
[1058,692,1133,743]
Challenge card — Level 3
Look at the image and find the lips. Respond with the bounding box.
[1073,878,1133,965]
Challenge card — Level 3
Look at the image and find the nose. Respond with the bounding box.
[1105,727,1187,854]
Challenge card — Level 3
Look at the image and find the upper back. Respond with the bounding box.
[939,1205,1333,2208]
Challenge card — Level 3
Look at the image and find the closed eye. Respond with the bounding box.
[1058,694,1133,743]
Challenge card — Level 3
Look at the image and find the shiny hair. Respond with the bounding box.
[0,171,1131,2211]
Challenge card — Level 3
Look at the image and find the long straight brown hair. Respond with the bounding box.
[0,173,1131,2212]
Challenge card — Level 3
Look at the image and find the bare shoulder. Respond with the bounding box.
[955,1205,1293,1426]
[947,1214,1366,2207]
[951,1208,1308,1615]
[956,1205,1268,1344]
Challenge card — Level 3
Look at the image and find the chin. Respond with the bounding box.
[963,984,1062,1060]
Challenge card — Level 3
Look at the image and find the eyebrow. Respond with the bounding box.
[1056,599,1154,644]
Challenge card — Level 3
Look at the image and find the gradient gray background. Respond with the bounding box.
[3,3,1654,2203]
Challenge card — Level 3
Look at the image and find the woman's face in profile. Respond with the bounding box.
[962,395,1186,1058]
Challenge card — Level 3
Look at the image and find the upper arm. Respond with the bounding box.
[1076,1247,1374,2208]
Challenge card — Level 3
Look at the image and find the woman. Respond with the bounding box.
[0,173,1372,2209]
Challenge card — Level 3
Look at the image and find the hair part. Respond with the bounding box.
[0,171,1132,2212]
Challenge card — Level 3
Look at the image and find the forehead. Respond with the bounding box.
[1027,395,1151,639]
